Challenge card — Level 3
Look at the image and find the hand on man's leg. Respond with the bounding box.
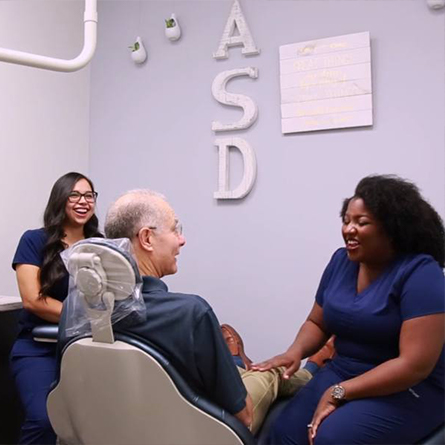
[221,325,336,434]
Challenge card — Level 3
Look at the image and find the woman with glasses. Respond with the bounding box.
[10,172,102,445]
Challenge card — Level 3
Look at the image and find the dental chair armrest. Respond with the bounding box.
[32,325,59,343]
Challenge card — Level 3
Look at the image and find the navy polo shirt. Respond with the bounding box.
[115,276,247,415]
[316,248,445,389]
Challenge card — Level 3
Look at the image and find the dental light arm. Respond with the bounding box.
[0,0,97,73]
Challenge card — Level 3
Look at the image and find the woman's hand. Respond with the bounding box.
[251,352,301,379]
[308,387,338,445]
[251,302,327,379]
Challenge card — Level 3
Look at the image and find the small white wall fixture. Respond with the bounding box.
[0,0,97,72]
[214,138,257,200]
[165,13,181,41]
[130,37,147,64]
[280,32,373,133]
[213,0,260,60]
[211,67,259,132]
[426,0,445,9]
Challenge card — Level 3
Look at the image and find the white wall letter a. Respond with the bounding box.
[213,0,260,60]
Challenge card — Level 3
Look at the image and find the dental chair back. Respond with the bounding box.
[47,239,253,445]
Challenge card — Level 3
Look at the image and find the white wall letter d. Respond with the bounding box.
[214,137,257,200]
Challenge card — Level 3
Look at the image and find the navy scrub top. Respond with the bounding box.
[12,228,69,339]
[316,248,445,390]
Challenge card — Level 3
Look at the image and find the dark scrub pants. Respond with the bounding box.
[12,229,68,445]
[10,340,57,445]
[268,362,444,445]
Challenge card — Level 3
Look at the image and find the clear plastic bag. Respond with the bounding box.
[61,237,146,338]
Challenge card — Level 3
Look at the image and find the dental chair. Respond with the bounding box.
[40,238,255,445]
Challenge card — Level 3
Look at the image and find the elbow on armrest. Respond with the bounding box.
[22,295,46,314]
[22,298,36,313]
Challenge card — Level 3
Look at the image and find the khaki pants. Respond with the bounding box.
[238,367,312,434]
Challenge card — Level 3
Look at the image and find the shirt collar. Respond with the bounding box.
[142,275,168,293]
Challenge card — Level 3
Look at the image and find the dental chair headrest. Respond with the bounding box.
[61,238,145,341]
[69,241,140,305]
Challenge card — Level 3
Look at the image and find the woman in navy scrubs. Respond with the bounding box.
[253,175,444,445]
[11,172,102,445]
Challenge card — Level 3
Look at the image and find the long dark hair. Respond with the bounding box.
[40,172,102,297]
[341,175,445,268]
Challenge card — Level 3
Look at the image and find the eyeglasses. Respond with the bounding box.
[174,220,183,236]
[68,191,98,203]
[135,220,183,238]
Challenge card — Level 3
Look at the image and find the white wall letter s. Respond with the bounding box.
[211,67,259,132]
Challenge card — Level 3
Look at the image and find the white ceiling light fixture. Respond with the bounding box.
[0,0,98,72]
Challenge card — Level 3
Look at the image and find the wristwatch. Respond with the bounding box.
[331,384,346,403]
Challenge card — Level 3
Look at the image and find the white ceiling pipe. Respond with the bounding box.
[0,0,97,73]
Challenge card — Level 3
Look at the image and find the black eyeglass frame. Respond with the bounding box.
[67,191,98,203]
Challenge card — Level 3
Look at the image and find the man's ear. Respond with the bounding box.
[137,227,155,252]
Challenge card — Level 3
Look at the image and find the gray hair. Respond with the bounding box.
[105,189,167,239]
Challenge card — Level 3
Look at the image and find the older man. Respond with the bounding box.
[104,189,329,433]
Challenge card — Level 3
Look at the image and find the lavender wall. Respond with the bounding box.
[89,0,445,360]
[0,0,90,297]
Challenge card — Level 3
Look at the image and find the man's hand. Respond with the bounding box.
[234,394,253,430]
[251,352,301,379]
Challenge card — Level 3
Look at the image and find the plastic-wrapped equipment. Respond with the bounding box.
[61,237,145,341]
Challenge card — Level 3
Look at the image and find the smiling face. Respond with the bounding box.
[148,199,186,278]
[342,198,395,267]
[64,178,96,229]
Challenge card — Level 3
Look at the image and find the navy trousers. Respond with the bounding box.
[268,364,445,445]
[10,339,57,445]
